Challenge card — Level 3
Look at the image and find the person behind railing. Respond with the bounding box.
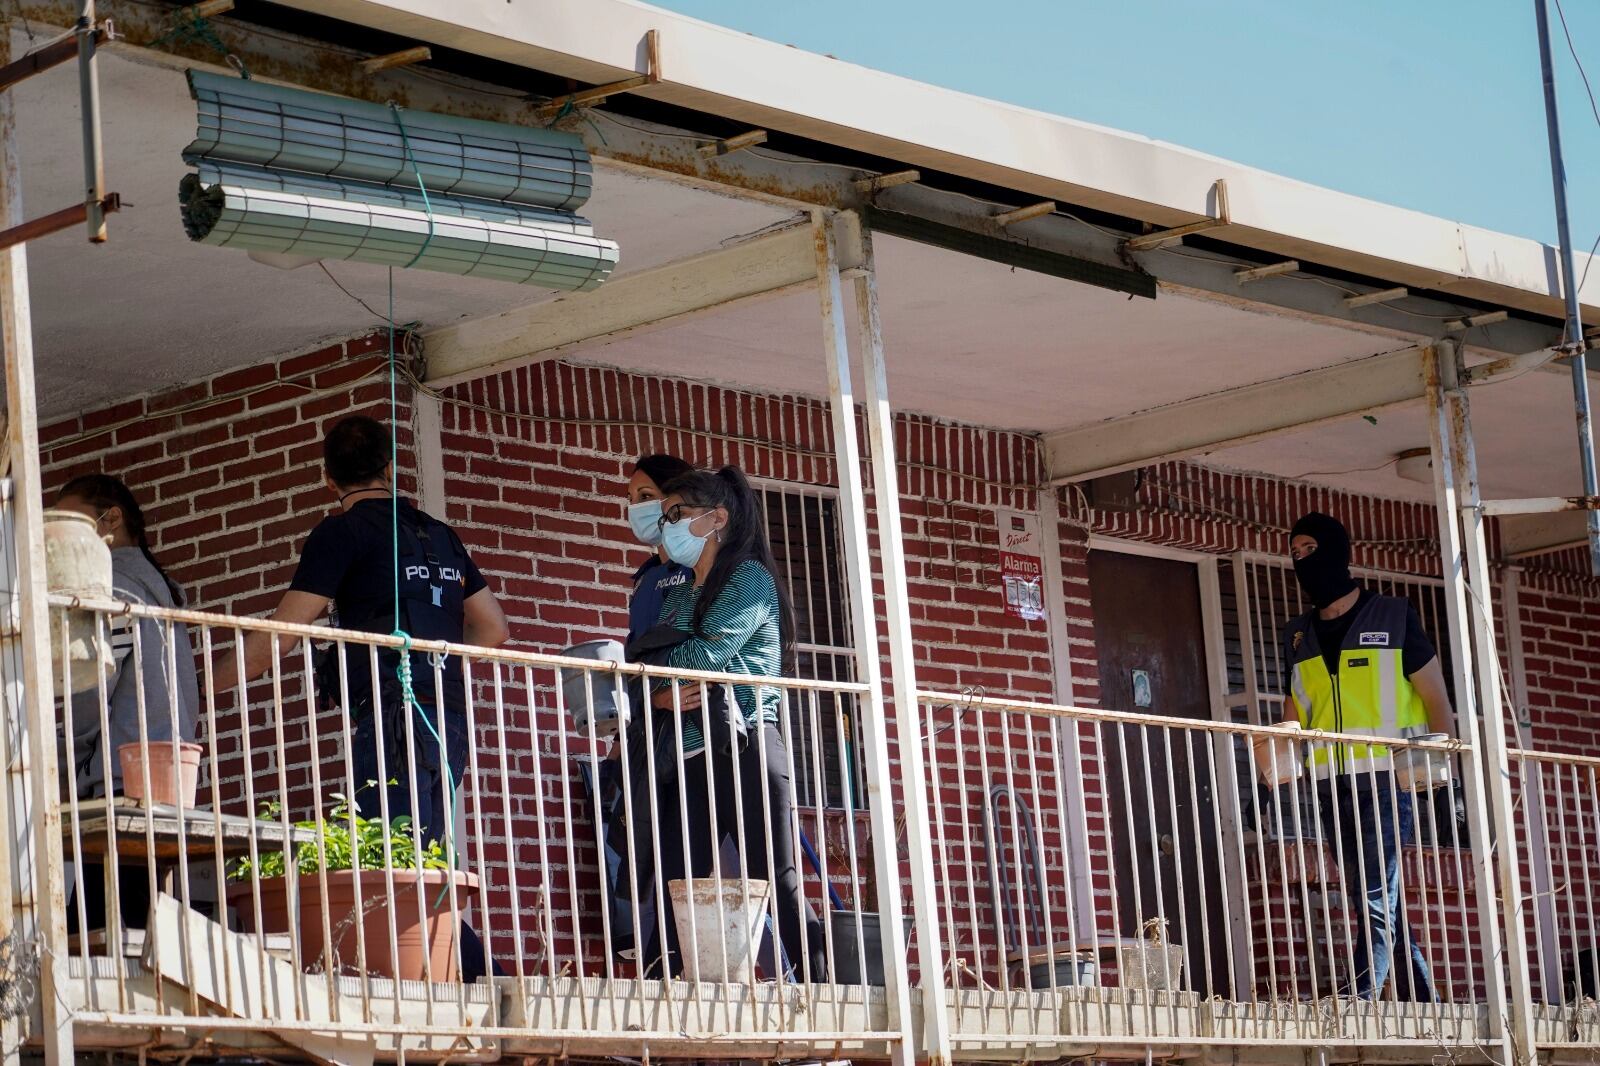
[1281,511,1451,1002]
[626,453,695,645]
[210,416,510,977]
[590,453,698,960]
[625,464,826,981]
[54,474,200,929]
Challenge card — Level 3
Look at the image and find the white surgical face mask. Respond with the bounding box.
[629,499,665,546]
[661,512,713,568]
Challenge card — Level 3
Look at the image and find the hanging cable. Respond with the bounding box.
[385,125,459,889]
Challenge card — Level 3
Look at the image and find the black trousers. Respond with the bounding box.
[641,724,825,981]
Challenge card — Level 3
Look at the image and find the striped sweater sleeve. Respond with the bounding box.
[665,561,776,677]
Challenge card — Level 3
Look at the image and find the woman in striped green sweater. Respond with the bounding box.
[642,465,826,981]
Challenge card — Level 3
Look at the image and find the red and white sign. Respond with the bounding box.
[996,507,1045,622]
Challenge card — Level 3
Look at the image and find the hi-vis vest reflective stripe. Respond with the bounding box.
[1284,595,1428,778]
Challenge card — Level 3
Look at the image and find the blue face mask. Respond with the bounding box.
[661,513,712,568]
[628,499,664,546]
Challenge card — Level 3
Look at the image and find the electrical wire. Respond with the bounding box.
[1552,0,1600,130]
[5,0,36,43]
[48,358,391,454]
[1283,456,1404,481]
[317,263,390,323]
[1551,0,1600,300]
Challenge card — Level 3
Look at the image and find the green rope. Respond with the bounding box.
[545,95,579,129]
[153,12,250,79]
[386,269,459,898]
[387,103,435,269]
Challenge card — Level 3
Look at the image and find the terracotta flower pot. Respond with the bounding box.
[229,868,479,981]
[118,740,202,807]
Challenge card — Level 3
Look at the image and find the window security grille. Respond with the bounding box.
[758,484,861,809]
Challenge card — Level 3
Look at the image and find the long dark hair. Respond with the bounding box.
[664,465,795,672]
[56,474,183,603]
[632,453,695,492]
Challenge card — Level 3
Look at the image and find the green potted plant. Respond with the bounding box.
[228,786,479,982]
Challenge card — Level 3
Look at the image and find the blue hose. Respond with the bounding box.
[799,829,846,911]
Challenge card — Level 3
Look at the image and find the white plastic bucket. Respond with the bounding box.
[667,877,771,984]
[1251,722,1303,785]
[1392,732,1452,792]
[43,510,114,694]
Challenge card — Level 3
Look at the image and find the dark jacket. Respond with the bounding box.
[613,623,748,902]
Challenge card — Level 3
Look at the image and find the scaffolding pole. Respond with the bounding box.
[0,30,76,1066]
[1533,0,1600,577]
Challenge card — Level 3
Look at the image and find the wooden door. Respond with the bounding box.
[1089,549,1233,996]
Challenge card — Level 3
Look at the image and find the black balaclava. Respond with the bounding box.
[1290,511,1358,610]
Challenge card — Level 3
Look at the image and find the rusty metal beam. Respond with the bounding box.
[422,214,864,386]
[1478,495,1600,517]
[0,194,121,251]
[0,24,108,92]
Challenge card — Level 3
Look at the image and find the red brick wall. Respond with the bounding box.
[40,331,412,818]
[434,360,1057,976]
[35,336,1599,998]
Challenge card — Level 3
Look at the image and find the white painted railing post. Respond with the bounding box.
[1424,341,1534,1066]
[0,32,75,1065]
[812,209,949,1066]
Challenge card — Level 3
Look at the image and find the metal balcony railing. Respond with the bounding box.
[916,690,1503,1058]
[5,598,1597,1062]
[38,597,897,1062]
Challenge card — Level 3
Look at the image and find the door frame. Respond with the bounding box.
[1085,534,1249,994]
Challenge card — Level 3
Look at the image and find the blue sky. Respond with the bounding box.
[650,0,1600,253]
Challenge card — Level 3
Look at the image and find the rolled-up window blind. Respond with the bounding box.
[179,70,619,290]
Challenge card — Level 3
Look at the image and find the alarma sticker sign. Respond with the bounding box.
[996,507,1046,622]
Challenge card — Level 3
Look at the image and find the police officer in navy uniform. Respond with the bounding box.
[625,453,696,642]
[1280,512,1452,1002]
[214,415,510,847]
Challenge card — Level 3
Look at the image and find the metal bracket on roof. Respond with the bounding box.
[534,28,661,122]
[359,46,432,75]
[697,129,767,158]
[991,201,1055,228]
[1233,259,1298,283]
[1344,286,1408,309]
[1443,310,1509,332]
[1124,178,1230,252]
[852,169,920,195]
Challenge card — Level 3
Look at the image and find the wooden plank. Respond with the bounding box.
[144,894,377,1066]
[423,214,862,386]
[63,798,317,860]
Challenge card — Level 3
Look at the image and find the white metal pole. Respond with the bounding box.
[1440,345,1540,1065]
[1503,566,1562,1000]
[0,32,75,1066]
[1036,490,1097,938]
[817,211,952,1065]
[1424,342,1530,1066]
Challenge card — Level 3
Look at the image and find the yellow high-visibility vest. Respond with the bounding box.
[1284,594,1429,778]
